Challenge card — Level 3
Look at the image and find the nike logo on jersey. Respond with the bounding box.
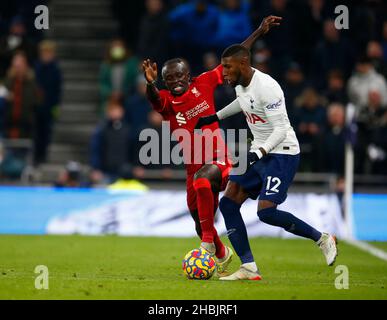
[265,191,277,196]
[176,112,187,126]
[172,100,184,105]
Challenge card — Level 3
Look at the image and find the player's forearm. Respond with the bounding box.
[216,99,242,120]
[260,115,288,153]
[240,26,265,50]
[145,82,160,104]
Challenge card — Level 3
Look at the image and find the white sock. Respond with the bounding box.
[242,262,257,272]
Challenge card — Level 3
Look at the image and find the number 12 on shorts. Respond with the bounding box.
[265,176,281,195]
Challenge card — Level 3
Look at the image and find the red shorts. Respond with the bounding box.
[186,160,232,212]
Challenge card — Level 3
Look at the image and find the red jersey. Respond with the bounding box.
[150,65,230,174]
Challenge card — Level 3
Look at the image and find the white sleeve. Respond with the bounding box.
[260,113,288,153]
[260,84,288,153]
[216,99,242,120]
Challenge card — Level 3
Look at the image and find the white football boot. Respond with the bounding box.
[200,242,216,256]
[215,246,234,276]
[219,264,262,281]
[317,233,338,266]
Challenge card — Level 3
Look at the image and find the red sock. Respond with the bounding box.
[193,178,216,243]
[212,192,226,259]
[213,228,226,259]
[193,178,226,258]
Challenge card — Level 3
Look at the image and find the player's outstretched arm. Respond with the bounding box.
[142,59,160,103]
[195,99,242,129]
[195,114,219,129]
[241,15,282,50]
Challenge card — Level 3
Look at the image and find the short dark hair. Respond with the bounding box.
[162,58,190,69]
[221,44,251,60]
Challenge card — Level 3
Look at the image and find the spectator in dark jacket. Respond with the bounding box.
[34,40,62,165]
[214,0,252,50]
[294,87,327,171]
[90,98,132,184]
[323,69,348,105]
[125,75,152,164]
[356,90,387,174]
[54,161,91,188]
[367,40,387,79]
[258,0,293,79]
[4,51,40,140]
[311,19,355,89]
[321,102,346,174]
[168,0,220,72]
[137,0,169,63]
[281,61,307,122]
[0,16,37,78]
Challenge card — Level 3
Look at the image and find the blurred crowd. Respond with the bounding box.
[0,0,61,179]
[1,0,387,186]
[97,0,387,183]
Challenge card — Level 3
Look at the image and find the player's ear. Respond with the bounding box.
[240,56,248,66]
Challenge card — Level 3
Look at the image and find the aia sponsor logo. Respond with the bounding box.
[243,111,266,124]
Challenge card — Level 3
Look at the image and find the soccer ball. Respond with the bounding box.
[182,247,216,280]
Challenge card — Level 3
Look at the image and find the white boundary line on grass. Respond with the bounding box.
[344,239,387,262]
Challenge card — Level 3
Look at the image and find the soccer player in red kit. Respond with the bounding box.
[142,16,281,275]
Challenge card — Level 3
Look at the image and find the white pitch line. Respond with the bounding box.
[344,239,387,262]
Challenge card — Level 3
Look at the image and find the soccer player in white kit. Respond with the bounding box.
[195,44,338,280]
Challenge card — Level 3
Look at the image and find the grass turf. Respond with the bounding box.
[0,235,386,300]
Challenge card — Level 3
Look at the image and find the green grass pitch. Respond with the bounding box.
[0,235,386,300]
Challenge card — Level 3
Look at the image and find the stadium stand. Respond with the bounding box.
[0,0,386,193]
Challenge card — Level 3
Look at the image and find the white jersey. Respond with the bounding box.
[218,68,300,155]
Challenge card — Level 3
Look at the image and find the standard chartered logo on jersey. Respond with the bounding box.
[176,101,210,126]
[138,122,249,174]
[186,101,210,120]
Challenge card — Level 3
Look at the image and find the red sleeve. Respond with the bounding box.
[197,64,224,88]
[150,90,170,113]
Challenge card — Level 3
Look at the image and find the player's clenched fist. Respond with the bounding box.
[142,59,158,84]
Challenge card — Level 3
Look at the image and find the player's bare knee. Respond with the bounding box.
[193,164,221,191]
[258,200,277,211]
[223,181,248,204]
